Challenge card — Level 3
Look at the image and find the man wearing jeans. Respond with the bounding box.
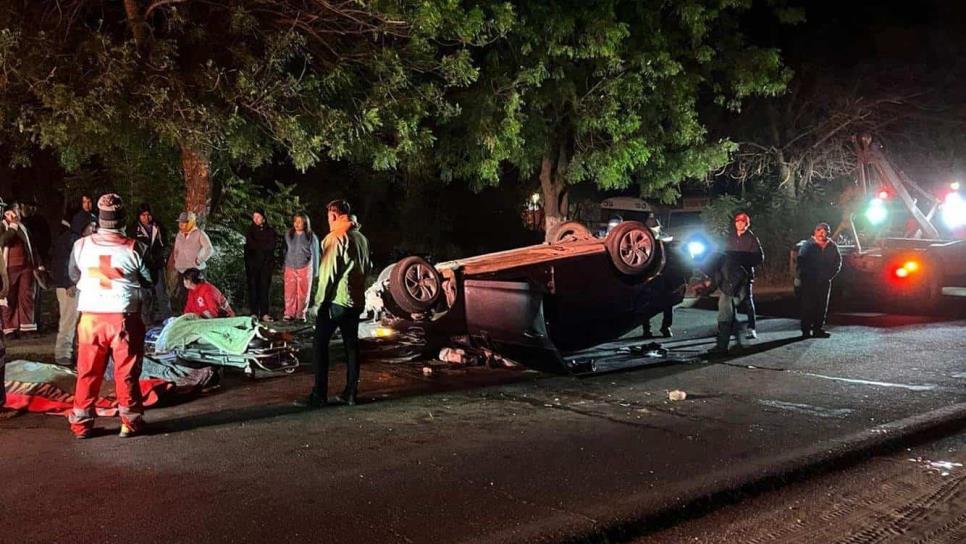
[297,199,371,408]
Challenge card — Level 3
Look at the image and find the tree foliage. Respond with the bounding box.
[431,0,794,234]
[0,0,507,218]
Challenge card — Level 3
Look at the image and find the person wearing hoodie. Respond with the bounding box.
[700,249,753,356]
[167,211,213,312]
[244,208,277,321]
[296,199,371,408]
[50,211,95,366]
[283,213,320,321]
[130,203,170,325]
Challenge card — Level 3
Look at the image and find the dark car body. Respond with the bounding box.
[364,229,690,373]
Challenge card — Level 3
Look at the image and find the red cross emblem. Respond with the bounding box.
[88,255,124,289]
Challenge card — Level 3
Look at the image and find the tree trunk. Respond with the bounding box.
[123,0,147,49]
[539,157,568,241]
[181,144,212,225]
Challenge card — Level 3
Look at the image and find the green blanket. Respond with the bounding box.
[154,315,259,355]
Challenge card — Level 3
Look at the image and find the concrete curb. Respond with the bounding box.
[555,401,966,544]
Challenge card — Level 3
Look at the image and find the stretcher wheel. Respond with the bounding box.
[389,256,442,314]
[605,221,659,276]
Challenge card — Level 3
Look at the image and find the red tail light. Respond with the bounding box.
[893,260,921,279]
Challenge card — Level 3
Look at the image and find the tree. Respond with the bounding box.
[433,0,796,237]
[0,1,505,222]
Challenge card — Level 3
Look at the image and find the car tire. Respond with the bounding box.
[389,256,443,314]
[548,221,594,243]
[604,221,659,276]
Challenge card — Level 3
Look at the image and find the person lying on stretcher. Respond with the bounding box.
[182,268,235,319]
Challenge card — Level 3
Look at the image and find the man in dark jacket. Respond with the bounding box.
[129,203,171,324]
[725,212,764,339]
[244,208,277,321]
[50,211,94,366]
[701,250,753,355]
[797,222,842,338]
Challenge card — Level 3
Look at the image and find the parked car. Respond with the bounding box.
[363,220,690,372]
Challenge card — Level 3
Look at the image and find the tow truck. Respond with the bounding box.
[792,135,966,312]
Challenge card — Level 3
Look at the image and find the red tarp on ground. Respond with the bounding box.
[3,360,178,416]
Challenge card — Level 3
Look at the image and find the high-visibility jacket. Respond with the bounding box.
[69,229,152,314]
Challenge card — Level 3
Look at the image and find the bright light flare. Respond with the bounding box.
[865,198,888,225]
[903,261,919,272]
[893,260,921,279]
[878,190,890,199]
[373,327,397,338]
[941,191,966,229]
[687,241,707,258]
[894,267,909,278]
[951,182,961,191]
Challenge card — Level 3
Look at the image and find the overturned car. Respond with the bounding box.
[364,220,692,372]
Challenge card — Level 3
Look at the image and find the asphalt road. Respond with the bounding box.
[1,299,964,543]
[635,429,966,543]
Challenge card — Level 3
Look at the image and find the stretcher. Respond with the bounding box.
[146,315,300,376]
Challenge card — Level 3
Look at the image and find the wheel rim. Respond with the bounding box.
[618,229,652,267]
[403,263,439,302]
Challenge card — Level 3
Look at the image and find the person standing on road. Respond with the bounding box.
[796,222,842,338]
[725,212,764,339]
[296,199,371,408]
[167,211,213,313]
[130,203,170,325]
[244,208,277,321]
[701,249,752,356]
[21,200,52,333]
[283,213,319,321]
[67,194,152,439]
[0,245,10,413]
[50,211,95,366]
[0,202,42,335]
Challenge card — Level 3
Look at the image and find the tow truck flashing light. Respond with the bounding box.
[865,197,888,225]
[941,191,965,229]
[893,260,921,279]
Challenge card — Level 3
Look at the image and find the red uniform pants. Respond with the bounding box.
[283,266,311,319]
[2,266,35,334]
[69,313,145,436]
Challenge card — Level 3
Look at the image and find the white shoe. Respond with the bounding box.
[746,329,758,340]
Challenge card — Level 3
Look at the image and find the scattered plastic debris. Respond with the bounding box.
[668,390,687,401]
[907,457,963,476]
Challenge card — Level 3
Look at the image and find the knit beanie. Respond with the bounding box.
[97,193,124,230]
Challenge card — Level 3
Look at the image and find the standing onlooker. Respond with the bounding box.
[130,203,170,325]
[702,250,753,356]
[296,200,372,408]
[0,244,9,412]
[50,211,94,366]
[21,200,52,332]
[244,208,277,321]
[68,194,152,439]
[71,194,96,229]
[166,211,213,313]
[283,213,319,321]
[0,203,41,335]
[725,212,764,339]
[797,222,842,338]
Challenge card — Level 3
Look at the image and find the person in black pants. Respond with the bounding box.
[296,199,372,408]
[797,222,842,338]
[244,208,277,321]
[726,212,764,339]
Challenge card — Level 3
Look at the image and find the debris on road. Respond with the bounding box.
[668,390,687,401]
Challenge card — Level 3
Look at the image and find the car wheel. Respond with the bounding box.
[604,221,658,275]
[389,256,443,314]
[548,221,594,243]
